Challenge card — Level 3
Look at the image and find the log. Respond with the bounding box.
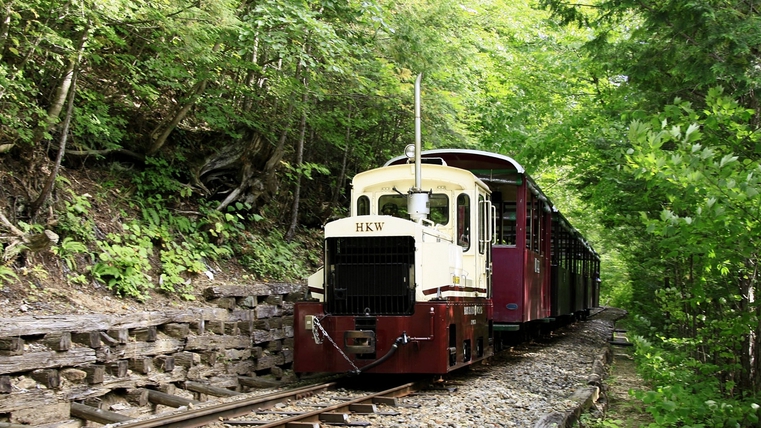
[106,328,129,344]
[70,402,132,424]
[0,347,96,375]
[44,332,71,351]
[154,355,174,372]
[185,334,251,351]
[71,331,101,348]
[173,351,201,368]
[161,323,190,338]
[145,389,201,408]
[132,326,157,342]
[129,357,153,374]
[0,338,24,356]
[106,360,129,378]
[203,283,303,299]
[123,338,183,356]
[238,376,281,388]
[30,369,60,389]
[126,388,149,406]
[185,381,240,397]
[83,365,105,384]
[0,315,111,337]
[0,375,11,393]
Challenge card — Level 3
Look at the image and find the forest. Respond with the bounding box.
[0,0,759,426]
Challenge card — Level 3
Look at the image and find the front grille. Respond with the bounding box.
[325,236,416,315]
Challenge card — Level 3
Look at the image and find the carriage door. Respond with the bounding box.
[478,191,494,296]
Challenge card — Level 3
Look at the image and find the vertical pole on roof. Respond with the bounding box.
[408,73,430,223]
[414,73,422,191]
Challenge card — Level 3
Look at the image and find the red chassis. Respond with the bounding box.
[294,299,493,374]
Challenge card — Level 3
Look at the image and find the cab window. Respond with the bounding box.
[357,195,370,215]
[457,194,470,250]
[378,194,449,224]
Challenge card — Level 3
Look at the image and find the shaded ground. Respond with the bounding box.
[581,328,655,428]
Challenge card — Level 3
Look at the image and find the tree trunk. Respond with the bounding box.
[146,43,220,155]
[330,104,353,209]
[29,25,88,218]
[285,84,309,242]
[0,1,12,61]
[147,79,208,156]
[29,67,78,219]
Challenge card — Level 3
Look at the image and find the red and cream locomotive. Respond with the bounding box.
[293,79,600,375]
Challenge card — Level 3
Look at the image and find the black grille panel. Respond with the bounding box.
[325,236,416,315]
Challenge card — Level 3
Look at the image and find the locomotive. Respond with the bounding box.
[293,78,600,375]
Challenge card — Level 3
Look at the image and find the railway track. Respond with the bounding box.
[68,379,429,428]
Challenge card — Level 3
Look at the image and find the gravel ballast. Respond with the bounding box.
[351,307,626,428]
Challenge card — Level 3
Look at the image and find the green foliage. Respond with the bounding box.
[0,264,18,285]
[52,237,89,271]
[57,188,96,242]
[238,228,311,281]
[630,335,760,427]
[93,231,155,301]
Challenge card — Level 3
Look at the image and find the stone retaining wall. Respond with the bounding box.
[0,282,305,426]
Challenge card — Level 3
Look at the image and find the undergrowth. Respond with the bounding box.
[1,156,321,301]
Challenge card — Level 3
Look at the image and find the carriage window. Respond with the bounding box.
[457,194,470,250]
[533,197,541,253]
[525,193,533,251]
[357,195,370,215]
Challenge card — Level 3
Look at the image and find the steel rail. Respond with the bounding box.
[112,382,339,428]
[248,381,425,428]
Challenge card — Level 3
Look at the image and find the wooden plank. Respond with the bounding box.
[203,283,303,299]
[123,338,184,356]
[70,402,132,424]
[185,335,251,351]
[0,388,58,412]
[109,312,171,330]
[0,348,96,375]
[0,315,111,337]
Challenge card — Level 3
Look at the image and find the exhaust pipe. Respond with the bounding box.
[408,73,430,223]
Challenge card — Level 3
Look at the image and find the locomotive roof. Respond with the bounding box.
[384,149,526,174]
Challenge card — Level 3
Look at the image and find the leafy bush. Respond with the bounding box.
[92,231,155,301]
[238,228,312,281]
[630,335,760,427]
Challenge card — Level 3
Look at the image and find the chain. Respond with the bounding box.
[312,316,360,373]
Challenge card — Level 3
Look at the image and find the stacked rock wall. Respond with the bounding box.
[0,282,305,426]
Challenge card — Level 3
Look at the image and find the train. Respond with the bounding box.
[293,78,600,375]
